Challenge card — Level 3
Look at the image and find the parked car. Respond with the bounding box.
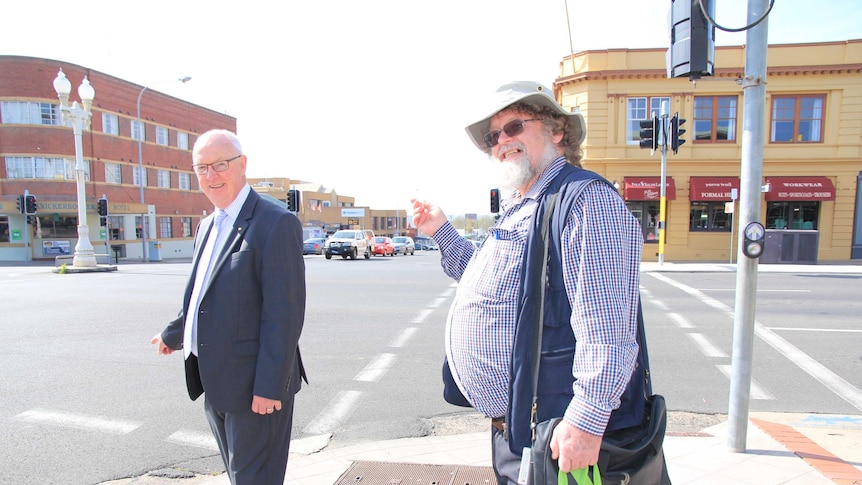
[391,236,415,255]
[371,236,395,256]
[324,230,371,260]
[303,237,327,255]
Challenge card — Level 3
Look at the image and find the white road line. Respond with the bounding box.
[649,272,862,412]
[389,327,418,348]
[687,332,728,358]
[354,353,397,382]
[14,409,142,435]
[303,390,363,435]
[769,327,862,333]
[668,312,694,328]
[167,429,219,451]
[428,297,448,308]
[702,289,810,292]
[716,365,775,400]
[411,308,434,324]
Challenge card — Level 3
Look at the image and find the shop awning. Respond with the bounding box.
[689,176,740,201]
[623,177,676,201]
[764,176,836,201]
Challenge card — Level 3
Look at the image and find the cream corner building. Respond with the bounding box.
[554,39,862,262]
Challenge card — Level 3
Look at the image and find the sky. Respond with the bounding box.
[4,0,861,215]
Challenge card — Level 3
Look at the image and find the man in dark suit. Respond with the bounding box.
[151,129,306,485]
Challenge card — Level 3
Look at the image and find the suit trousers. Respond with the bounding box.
[492,422,522,485]
[205,395,295,485]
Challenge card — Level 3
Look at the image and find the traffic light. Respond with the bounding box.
[742,222,765,259]
[26,215,34,225]
[490,188,500,213]
[670,113,687,154]
[668,0,715,79]
[16,194,24,214]
[24,194,37,215]
[639,116,659,154]
[98,197,108,217]
[287,189,299,212]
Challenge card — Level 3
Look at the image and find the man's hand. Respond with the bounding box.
[410,198,447,237]
[549,420,602,473]
[252,395,282,415]
[150,334,174,355]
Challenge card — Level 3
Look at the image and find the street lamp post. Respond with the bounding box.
[136,76,191,262]
[53,69,97,268]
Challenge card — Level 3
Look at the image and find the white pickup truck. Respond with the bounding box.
[324,229,372,260]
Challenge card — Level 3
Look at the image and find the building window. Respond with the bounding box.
[5,156,88,180]
[626,201,661,243]
[131,120,145,141]
[0,101,60,125]
[156,126,169,146]
[105,163,122,184]
[134,166,148,187]
[693,96,737,142]
[770,95,824,143]
[178,173,191,190]
[102,113,119,135]
[157,170,171,188]
[181,217,192,237]
[766,202,819,230]
[159,217,172,238]
[106,216,123,240]
[627,97,670,144]
[0,216,8,243]
[177,132,189,150]
[35,215,78,237]
[135,216,143,239]
[690,202,731,232]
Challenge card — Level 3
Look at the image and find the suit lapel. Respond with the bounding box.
[200,192,258,296]
[183,216,216,312]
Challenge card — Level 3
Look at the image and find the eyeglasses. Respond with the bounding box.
[192,155,242,175]
[483,119,542,148]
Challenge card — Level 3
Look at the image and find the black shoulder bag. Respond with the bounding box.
[527,189,671,485]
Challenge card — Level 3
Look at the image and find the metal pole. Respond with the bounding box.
[23,190,31,265]
[658,102,669,265]
[72,118,97,267]
[727,0,769,453]
[136,86,149,263]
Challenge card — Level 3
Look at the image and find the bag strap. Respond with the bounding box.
[528,176,653,435]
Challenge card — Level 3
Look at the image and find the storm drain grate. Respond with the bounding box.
[334,460,496,485]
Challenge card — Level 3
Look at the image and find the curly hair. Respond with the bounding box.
[506,102,583,168]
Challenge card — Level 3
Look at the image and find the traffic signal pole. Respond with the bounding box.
[727,0,769,453]
[658,103,669,264]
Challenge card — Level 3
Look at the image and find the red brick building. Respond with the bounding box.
[0,56,236,262]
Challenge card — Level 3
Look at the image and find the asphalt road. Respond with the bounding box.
[1,255,859,484]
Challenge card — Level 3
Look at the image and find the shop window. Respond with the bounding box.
[181,217,192,237]
[770,95,824,143]
[107,216,123,240]
[693,96,737,142]
[36,215,78,238]
[626,201,661,243]
[690,202,731,232]
[766,202,819,229]
[159,217,173,238]
[0,216,9,242]
[627,97,669,144]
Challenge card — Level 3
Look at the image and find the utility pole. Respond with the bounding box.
[658,102,669,265]
[727,0,769,452]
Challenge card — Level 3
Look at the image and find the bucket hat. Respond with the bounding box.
[465,81,586,153]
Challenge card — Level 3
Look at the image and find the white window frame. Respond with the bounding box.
[178,173,191,190]
[156,126,169,146]
[131,120,145,141]
[157,169,171,188]
[159,217,173,238]
[5,156,88,180]
[1,101,60,125]
[133,165,148,187]
[105,162,122,184]
[102,113,119,135]
[177,132,189,150]
[627,97,670,144]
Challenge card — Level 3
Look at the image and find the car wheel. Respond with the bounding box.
[364,248,371,259]
[325,253,332,260]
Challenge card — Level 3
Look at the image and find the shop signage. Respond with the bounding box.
[341,208,366,218]
[623,177,676,201]
[689,177,740,201]
[764,176,835,201]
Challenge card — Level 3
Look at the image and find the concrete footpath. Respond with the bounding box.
[102,261,862,484]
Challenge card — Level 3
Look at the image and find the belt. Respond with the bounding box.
[491,417,506,432]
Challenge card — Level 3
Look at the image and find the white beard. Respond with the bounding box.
[490,139,560,190]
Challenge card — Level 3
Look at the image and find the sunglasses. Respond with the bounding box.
[483,118,541,148]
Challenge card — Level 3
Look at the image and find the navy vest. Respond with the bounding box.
[505,164,646,453]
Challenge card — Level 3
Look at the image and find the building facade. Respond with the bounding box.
[0,56,236,262]
[555,40,862,262]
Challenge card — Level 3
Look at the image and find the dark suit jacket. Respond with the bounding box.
[162,190,306,412]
